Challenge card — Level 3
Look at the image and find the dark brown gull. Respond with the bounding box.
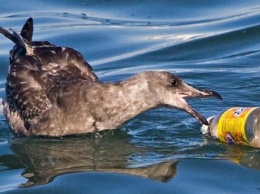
[0,18,222,137]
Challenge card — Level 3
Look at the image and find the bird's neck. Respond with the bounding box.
[93,77,159,130]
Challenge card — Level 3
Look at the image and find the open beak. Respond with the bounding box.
[177,84,222,125]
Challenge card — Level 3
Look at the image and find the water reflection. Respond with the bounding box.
[4,132,178,187]
[0,131,258,188]
[225,146,260,170]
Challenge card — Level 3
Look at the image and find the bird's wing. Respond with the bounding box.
[6,55,52,122]
[32,46,98,81]
[6,46,97,118]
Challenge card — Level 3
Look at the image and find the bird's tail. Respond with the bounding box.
[20,17,33,42]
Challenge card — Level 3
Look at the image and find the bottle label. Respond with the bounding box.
[217,107,256,145]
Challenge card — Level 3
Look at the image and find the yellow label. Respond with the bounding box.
[217,107,256,145]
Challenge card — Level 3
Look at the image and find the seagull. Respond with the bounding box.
[0,18,222,137]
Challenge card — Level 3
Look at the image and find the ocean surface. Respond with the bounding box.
[0,0,260,193]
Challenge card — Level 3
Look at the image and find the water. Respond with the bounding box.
[0,0,260,193]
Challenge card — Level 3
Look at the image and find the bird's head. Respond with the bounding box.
[141,71,222,125]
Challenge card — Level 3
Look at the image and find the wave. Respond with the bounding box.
[1,7,260,28]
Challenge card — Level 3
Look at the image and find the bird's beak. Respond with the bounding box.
[176,83,222,125]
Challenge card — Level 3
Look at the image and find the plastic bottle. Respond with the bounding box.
[201,107,260,148]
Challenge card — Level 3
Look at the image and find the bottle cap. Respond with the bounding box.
[200,116,214,135]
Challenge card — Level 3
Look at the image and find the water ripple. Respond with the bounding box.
[1,0,260,192]
[2,9,260,28]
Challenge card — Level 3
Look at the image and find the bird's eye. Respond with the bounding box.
[171,79,177,87]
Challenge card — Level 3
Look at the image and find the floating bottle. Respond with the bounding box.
[201,107,260,148]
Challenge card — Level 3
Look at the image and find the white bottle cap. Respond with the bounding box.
[200,116,214,135]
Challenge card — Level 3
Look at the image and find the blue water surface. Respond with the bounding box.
[0,0,260,193]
